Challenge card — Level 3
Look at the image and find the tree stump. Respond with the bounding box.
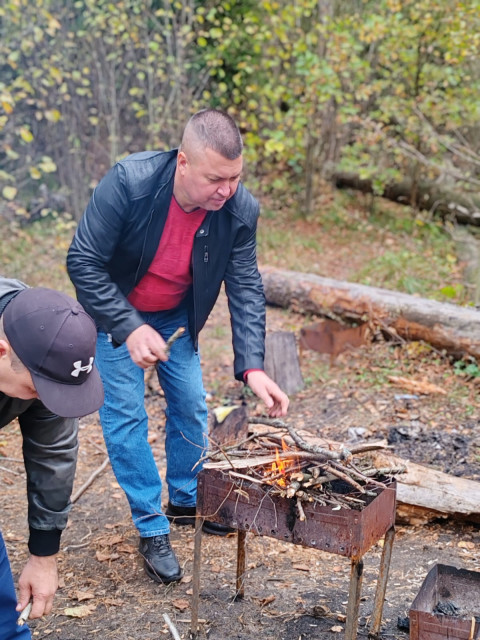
[264,331,304,395]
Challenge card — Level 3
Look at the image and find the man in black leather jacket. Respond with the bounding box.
[0,276,103,638]
[67,109,289,584]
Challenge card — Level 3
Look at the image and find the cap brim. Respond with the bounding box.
[32,365,104,418]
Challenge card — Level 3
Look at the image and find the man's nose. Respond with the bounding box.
[217,181,230,197]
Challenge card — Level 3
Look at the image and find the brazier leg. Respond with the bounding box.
[344,556,364,640]
[190,516,204,638]
[235,529,247,600]
[369,525,395,638]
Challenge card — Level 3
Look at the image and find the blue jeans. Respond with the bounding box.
[0,531,31,639]
[95,306,208,537]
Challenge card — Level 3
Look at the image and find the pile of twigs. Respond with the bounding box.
[204,418,405,514]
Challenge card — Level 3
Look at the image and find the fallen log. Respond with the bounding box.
[369,450,480,526]
[260,266,480,359]
[332,171,480,226]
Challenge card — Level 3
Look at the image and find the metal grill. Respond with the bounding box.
[190,466,397,640]
[410,564,480,640]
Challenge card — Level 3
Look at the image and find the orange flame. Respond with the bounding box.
[267,438,296,487]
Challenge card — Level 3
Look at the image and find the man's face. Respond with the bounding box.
[175,146,243,212]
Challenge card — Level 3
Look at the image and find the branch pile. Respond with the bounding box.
[204,418,405,515]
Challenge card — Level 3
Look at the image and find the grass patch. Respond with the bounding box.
[2,217,76,293]
[258,189,468,304]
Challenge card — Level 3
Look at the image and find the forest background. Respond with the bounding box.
[1,0,479,254]
[1,3,480,638]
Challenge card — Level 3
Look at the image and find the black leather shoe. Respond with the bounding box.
[165,501,235,537]
[138,534,183,584]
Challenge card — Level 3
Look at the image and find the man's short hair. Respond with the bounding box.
[182,109,243,160]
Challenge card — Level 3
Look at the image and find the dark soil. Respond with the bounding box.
[1,292,479,640]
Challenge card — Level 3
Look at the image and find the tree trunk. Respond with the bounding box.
[333,171,480,225]
[265,331,305,395]
[260,266,480,359]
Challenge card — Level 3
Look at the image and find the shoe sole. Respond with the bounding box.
[143,559,183,584]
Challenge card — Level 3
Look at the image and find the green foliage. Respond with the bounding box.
[453,358,480,379]
[0,0,479,224]
[0,0,218,218]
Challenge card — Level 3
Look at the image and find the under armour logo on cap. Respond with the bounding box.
[3,287,104,418]
[71,357,94,377]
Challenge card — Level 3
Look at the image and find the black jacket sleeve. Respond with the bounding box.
[224,202,266,380]
[18,401,79,556]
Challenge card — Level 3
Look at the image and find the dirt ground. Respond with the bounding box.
[1,290,479,640]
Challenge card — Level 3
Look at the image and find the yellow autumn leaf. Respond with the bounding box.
[50,66,63,83]
[48,16,62,31]
[2,186,17,201]
[44,109,61,123]
[38,157,57,173]
[19,127,34,143]
[1,101,13,114]
[5,148,19,160]
[29,167,42,180]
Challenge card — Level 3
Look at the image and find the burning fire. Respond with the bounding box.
[267,438,298,487]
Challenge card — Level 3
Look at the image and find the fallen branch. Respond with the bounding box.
[0,464,23,476]
[72,456,110,504]
[163,613,181,640]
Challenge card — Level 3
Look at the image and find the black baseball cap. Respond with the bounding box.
[3,287,104,418]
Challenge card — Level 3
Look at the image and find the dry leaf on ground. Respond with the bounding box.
[387,376,447,395]
[63,605,96,618]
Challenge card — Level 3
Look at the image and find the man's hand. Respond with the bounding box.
[245,370,289,417]
[126,324,168,368]
[16,554,58,619]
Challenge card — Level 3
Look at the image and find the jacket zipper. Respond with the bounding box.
[192,222,210,350]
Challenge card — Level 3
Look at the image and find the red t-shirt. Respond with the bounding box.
[128,197,207,311]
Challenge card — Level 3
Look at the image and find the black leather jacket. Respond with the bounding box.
[0,277,78,556]
[67,149,266,379]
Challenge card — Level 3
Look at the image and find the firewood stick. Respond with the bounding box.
[249,417,351,461]
[304,474,335,487]
[321,463,366,494]
[468,616,475,640]
[286,480,301,498]
[335,460,387,489]
[165,326,185,356]
[229,471,268,485]
[72,456,110,503]
[296,497,306,521]
[342,495,368,506]
[361,465,407,476]
[251,428,387,456]
[163,613,181,640]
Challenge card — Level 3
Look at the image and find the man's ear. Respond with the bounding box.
[0,339,11,359]
[176,150,188,175]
